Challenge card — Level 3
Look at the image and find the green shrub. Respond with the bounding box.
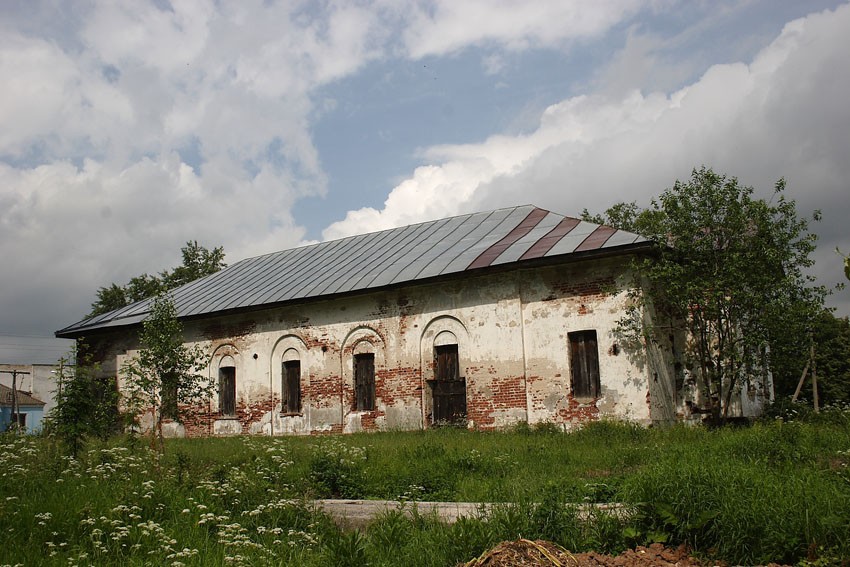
[309,439,368,498]
[619,423,850,564]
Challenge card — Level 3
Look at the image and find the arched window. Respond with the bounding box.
[219,355,236,417]
[282,348,301,414]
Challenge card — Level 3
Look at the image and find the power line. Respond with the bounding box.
[0,346,72,351]
[0,333,67,339]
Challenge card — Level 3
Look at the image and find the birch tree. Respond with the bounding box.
[121,294,213,451]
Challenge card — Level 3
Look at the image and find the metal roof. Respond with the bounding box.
[56,205,650,337]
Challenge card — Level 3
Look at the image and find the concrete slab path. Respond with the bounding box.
[311,499,630,530]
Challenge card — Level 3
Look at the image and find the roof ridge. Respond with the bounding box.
[232,204,542,265]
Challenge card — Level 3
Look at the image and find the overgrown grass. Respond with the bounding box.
[296,421,653,503]
[2,411,849,566]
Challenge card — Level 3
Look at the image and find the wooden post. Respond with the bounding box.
[11,370,18,429]
[811,341,819,413]
[792,331,819,412]
[57,358,65,400]
[791,361,809,403]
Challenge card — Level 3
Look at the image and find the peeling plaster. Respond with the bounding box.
[89,255,766,437]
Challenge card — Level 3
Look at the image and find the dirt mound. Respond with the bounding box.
[462,539,708,567]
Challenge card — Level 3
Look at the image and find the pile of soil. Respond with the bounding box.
[461,539,711,567]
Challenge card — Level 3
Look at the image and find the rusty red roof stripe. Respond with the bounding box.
[575,225,617,252]
[467,207,550,269]
[518,217,582,261]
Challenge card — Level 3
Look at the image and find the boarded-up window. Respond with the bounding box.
[435,344,460,382]
[569,330,600,398]
[282,360,301,414]
[431,344,466,424]
[161,373,178,420]
[219,366,236,417]
[354,353,375,411]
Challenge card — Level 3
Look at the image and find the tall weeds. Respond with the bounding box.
[618,420,850,564]
[1,411,848,565]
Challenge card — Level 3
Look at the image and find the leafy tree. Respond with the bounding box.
[582,201,649,233]
[162,240,227,289]
[120,294,212,451]
[88,241,225,317]
[90,284,129,316]
[838,248,850,281]
[585,167,826,420]
[809,311,850,404]
[126,273,166,303]
[48,348,120,455]
[769,309,850,405]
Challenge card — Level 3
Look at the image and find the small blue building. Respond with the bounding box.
[1,384,47,433]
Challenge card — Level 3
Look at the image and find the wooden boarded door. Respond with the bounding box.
[431,344,466,424]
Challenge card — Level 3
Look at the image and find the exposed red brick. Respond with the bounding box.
[376,366,422,406]
[307,375,341,408]
[554,394,600,424]
[465,374,525,430]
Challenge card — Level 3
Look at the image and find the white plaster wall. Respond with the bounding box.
[106,255,671,435]
[520,259,652,427]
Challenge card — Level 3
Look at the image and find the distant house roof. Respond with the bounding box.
[56,205,650,338]
[0,384,46,408]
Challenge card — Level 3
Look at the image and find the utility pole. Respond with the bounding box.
[1,370,31,430]
[811,340,819,413]
[55,358,67,400]
[791,331,820,412]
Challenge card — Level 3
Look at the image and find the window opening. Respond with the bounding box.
[282,360,301,414]
[219,366,236,417]
[569,330,600,398]
[10,413,26,428]
[354,353,375,411]
[161,372,178,420]
[430,344,466,424]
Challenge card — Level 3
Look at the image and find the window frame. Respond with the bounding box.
[434,344,460,382]
[10,412,26,428]
[282,359,302,414]
[353,352,376,411]
[569,330,601,399]
[430,343,466,425]
[160,372,179,421]
[218,365,237,417]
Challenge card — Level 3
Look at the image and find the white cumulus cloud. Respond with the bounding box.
[325,4,850,312]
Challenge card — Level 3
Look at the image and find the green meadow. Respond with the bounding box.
[2,408,849,566]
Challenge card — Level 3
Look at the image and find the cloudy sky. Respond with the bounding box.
[2,0,849,353]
